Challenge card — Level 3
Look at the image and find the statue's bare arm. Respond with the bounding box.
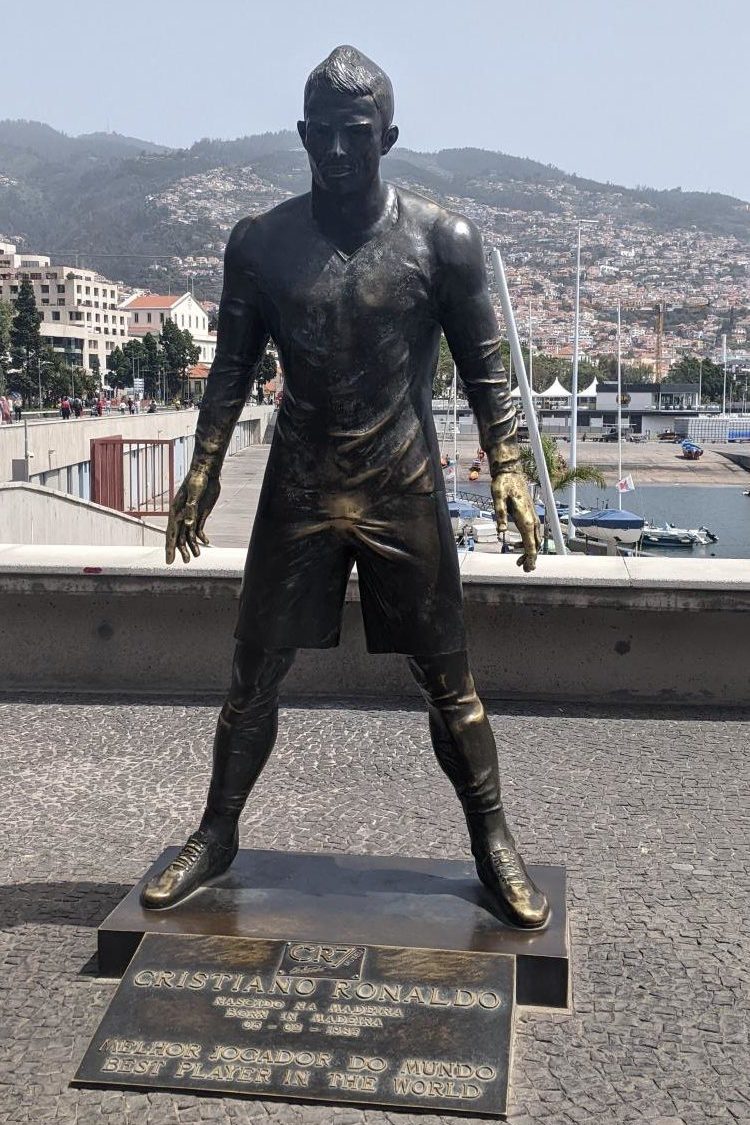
[166,219,270,564]
[434,214,542,572]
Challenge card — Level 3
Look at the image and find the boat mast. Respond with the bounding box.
[617,300,623,510]
[568,219,597,540]
[452,362,458,502]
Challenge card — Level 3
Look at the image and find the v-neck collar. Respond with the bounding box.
[311,185,400,263]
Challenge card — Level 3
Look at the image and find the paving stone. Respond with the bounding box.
[0,696,747,1124]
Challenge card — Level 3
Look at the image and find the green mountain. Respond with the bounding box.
[1,120,748,301]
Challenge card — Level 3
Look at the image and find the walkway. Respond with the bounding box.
[1,697,747,1123]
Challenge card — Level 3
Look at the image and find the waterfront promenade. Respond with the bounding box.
[1,695,748,1124]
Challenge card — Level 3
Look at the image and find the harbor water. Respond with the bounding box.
[574,484,750,559]
[463,481,750,559]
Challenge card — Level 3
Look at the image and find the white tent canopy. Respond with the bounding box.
[510,384,540,398]
[536,377,571,399]
[578,377,598,398]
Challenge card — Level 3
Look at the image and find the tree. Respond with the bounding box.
[9,279,43,403]
[0,299,12,393]
[254,345,277,399]
[520,433,606,551]
[160,320,200,399]
[433,335,454,398]
[141,332,164,397]
[665,355,724,403]
[106,345,130,389]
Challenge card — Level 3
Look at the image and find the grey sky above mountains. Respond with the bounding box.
[4,0,748,201]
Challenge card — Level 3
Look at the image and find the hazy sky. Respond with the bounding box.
[3,0,748,199]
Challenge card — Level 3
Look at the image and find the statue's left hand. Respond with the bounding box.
[491,471,543,572]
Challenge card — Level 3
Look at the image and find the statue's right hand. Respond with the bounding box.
[165,468,221,564]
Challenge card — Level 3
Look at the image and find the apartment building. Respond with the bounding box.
[120,292,217,364]
[0,241,129,377]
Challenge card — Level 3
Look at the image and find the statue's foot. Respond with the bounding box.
[475,844,550,930]
[140,829,238,910]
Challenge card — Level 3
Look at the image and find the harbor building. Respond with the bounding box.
[0,241,130,377]
[120,291,217,364]
[536,381,700,440]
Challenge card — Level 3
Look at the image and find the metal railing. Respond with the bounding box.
[91,437,175,516]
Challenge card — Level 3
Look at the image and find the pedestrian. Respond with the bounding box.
[0,395,10,424]
[72,396,83,419]
[60,395,71,420]
[127,397,135,415]
[13,398,22,423]
[96,397,104,417]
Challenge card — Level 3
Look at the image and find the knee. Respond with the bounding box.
[408,654,482,717]
[228,643,295,708]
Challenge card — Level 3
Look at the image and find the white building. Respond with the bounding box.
[120,292,217,364]
[0,241,130,378]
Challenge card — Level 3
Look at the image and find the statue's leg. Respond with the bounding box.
[407,650,550,929]
[141,641,296,909]
[200,641,297,844]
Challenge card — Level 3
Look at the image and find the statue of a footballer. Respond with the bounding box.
[141,46,549,930]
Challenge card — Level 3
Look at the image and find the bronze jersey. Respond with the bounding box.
[200,184,517,503]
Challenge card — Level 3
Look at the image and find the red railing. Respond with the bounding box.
[91,437,175,516]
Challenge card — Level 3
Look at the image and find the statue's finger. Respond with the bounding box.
[196,508,211,545]
[165,516,178,565]
[186,528,201,558]
[176,525,191,564]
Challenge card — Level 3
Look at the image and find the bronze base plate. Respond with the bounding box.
[74,932,516,1116]
[98,848,569,1009]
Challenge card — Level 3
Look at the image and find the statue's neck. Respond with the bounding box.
[310,176,391,244]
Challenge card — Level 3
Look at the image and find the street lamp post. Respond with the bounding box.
[568,218,598,541]
[722,334,728,414]
[698,357,703,409]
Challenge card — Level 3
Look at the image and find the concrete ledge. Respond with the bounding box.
[1,546,749,704]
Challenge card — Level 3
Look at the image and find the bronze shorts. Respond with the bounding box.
[235,490,465,655]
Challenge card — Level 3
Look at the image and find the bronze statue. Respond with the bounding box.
[141,46,549,930]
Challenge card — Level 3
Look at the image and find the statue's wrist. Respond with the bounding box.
[490,458,521,479]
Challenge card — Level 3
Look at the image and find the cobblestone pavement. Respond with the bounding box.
[1,698,748,1125]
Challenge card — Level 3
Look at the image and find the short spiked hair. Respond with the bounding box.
[304,45,394,129]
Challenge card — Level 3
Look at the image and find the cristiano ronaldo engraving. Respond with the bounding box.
[141,46,549,930]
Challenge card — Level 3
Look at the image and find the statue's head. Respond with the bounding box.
[298,45,399,195]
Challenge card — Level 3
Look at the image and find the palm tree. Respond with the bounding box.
[520,434,606,551]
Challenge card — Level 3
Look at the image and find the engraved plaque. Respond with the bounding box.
[75,932,515,1116]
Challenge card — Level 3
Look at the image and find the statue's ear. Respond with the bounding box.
[382,124,399,156]
[297,120,306,146]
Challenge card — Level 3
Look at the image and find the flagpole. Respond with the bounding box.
[491,248,567,556]
[617,300,623,510]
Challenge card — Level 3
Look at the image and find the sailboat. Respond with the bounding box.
[570,301,645,551]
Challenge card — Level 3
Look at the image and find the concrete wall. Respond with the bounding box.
[0,484,165,546]
[0,405,274,485]
[1,546,748,706]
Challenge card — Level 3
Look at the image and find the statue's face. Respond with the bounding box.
[299,91,397,195]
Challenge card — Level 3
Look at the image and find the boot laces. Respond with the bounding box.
[172,834,207,872]
[490,847,528,892]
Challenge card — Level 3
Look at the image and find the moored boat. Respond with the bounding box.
[641,522,718,547]
[571,508,645,546]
